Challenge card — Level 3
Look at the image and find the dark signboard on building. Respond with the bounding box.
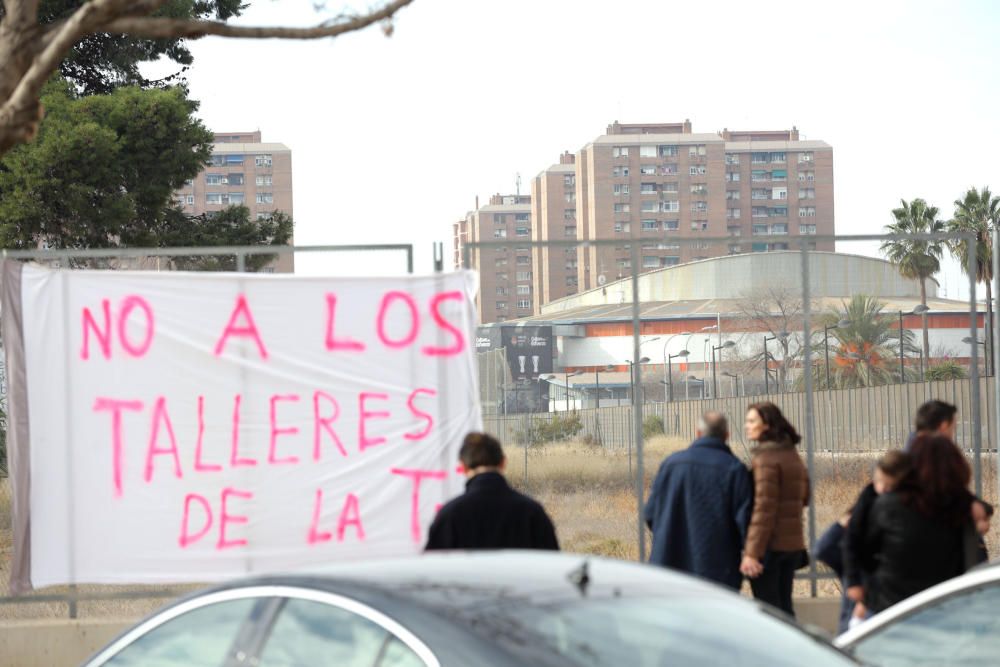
[501,325,554,380]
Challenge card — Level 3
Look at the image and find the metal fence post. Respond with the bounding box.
[994,225,1000,504]
[800,243,818,597]
[630,244,646,562]
[968,243,983,496]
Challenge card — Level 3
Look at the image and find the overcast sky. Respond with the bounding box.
[147,0,1000,296]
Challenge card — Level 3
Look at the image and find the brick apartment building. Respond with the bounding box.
[175,131,294,272]
[455,120,834,323]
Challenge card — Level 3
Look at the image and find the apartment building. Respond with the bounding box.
[575,122,833,291]
[175,131,294,272]
[530,151,579,310]
[463,194,533,323]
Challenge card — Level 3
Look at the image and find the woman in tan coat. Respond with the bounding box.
[739,401,810,617]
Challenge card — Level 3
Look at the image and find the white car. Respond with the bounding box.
[834,561,1000,666]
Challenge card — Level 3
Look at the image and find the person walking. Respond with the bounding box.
[740,402,810,617]
[425,432,559,551]
[859,434,981,614]
[643,412,754,590]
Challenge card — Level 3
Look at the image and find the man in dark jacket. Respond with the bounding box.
[643,412,754,590]
[425,432,559,551]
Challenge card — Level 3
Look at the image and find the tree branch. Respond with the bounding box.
[102,0,415,40]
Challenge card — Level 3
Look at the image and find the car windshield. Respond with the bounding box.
[476,595,855,666]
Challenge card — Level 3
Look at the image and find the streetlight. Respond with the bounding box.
[824,319,851,390]
[963,337,986,376]
[666,349,690,402]
[562,370,583,412]
[625,357,651,404]
[763,331,789,394]
[661,332,693,399]
[723,371,742,397]
[900,305,929,382]
[538,374,557,412]
[711,340,736,399]
[594,363,615,408]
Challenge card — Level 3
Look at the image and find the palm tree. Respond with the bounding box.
[881,199,945,363]
[811,295,917,389]
[950,187,1000,375]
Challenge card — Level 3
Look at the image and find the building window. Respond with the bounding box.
[564,208,576,219]
[617,259,632,269]
[256,175,272,187]
[642,256,661,268]
[800,224,817,235]
[206,193,224,205]
[496,286,508,296]
[515,213,530,223]
[689,165,707,175]
[689,145,707,157]
[771,223,789,234]
[798,171,815,182]
[614,203,630,213]
[564,174,575,186]
[565,192,576,203]
[494,229,507,238]
[772,187,788,200]
[659,145,678,157]
[494,214,506,224]
[798,152,814,163]
[727,225,742,237]
[799,206,817,217]
[752,206,768,218]
[516,271,532,281]
[769,207,788,217]
[640,183,657,195]
[770,152,786,163]
[690,184,708,196]
[566,276,578,287]
[751,170,768,182]
[614,222,631,233]
[771,169,787,181]
[515,227,529,237]
[256,192,273,204]
[693,241,710,250]
[729,244,742,254]
[228,192,245,204]
[517,285,531,296]
[516,256,530,265]
[727,208,741,219]
[495,257,508,267]
[752,152,770,164]
[690,201,708,213]
[255,154,272,167]
[641,201,659,213]
[691,220,709,231]
[664,256,680,266]
[613,166,630,177]
[639,145,657,158]
[640,165,657,175]
[799,188,816,199]
[496,272,508,281]
[660,164,678,175]
[256,212,273,220]
[614,183,630,195]
[227,173,244,186]
[726,190,741,200]
[641,220,660,231]
[752,189,769,200]
[495,301,507,310]
[206,174,226,185]
[612,146,630,158]
[725,153,740,165]
[564,225,577,236]
[564,260,578,270]
[664,220,679,231]
[661,201,680,213]
[752,224,770,235]
[185,195,194,205]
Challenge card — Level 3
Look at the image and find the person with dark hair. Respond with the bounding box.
[858,434,980,614]
[740,402,810,617]
[644,412,754,590]
[425,432,559,551]
[904,399,958,450]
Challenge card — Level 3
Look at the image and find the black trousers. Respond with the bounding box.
[750,550,805,617]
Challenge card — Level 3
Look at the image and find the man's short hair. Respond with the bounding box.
[459,432,505,469]
[914,400,957,433]
[698,412,728,440]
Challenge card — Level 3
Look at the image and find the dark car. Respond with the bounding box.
[84,551,858,666]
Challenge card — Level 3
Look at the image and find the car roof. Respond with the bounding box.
[834,558,1000,647]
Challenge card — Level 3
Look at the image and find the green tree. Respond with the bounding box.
[812,295,916,389]
[949,187,1000,374]
[0,77,212,249]
[156,206,294,272]
[881,198,946,363]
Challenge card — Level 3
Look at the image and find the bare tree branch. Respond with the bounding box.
[103,0,415,40]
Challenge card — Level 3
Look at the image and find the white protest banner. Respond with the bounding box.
[3,262,481,590]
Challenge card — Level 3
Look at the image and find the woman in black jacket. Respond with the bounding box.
[861,434,979,614]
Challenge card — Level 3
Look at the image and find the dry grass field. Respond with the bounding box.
[0,438,997,617]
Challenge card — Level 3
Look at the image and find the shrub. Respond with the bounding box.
[924,361,968,381]
[642,414,665,439]
[518,412,583,445]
